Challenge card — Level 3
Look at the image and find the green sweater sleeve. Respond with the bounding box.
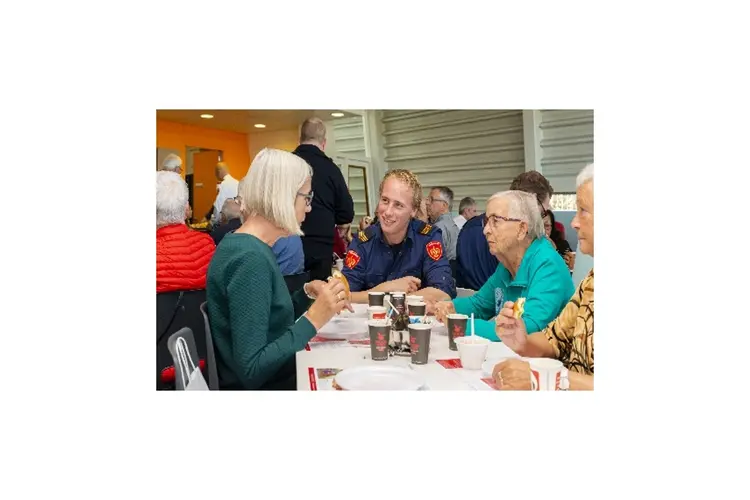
[226,254,317,390]
[291,288,313,319]
[452,268,502,340]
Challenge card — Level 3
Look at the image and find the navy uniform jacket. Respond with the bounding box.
[342,219,456,298]
[456,213,498,291]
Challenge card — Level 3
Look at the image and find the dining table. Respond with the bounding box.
[295,303,520,390]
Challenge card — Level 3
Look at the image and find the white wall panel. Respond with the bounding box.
[331,116,366,159]
[381,110,525,211]
[539,109,594,192]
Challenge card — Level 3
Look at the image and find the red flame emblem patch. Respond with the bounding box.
[345,250,361,269]
[426,241,443,261]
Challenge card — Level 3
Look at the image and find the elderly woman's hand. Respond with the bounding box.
[495,301,528,354]
[492,359,533,391]
[563,251,576,271]
[305,279,353,330]
[432,300,456,324]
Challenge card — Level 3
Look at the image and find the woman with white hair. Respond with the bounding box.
[156,171,216,293]
[432,190,574,340]
[206,148,352,390]
[493,163,594,390]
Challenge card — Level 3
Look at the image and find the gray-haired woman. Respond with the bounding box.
[431,190,575,340]
[493,164,595,391]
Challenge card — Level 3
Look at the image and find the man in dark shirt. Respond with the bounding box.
[455,212,498,290]
[293,118,354,281]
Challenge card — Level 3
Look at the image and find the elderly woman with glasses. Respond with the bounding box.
[431,190,575,340]
[492,164,594,390]
[206,148,352,390]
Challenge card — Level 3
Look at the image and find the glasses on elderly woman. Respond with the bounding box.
[482,213,522,230]
[297,190,314,206]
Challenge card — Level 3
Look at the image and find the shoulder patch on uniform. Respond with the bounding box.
[420,223,432,235]
[426,241,443,261]
[345,249,361,269]
[358,231,369,242]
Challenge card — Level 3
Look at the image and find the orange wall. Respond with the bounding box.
[247,128,300,161]
[156,119,251,180]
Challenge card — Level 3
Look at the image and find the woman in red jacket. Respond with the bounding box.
[156,171,216,293]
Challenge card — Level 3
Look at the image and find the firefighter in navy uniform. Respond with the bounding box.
[341,169,456,304]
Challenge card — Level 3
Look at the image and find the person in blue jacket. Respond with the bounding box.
[455,212,498,290]
[342,169,456,304]
[432,190,574,340]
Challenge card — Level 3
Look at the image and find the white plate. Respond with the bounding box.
[317,316,368,340]
[336,303,369,319]
[334,365,426,391]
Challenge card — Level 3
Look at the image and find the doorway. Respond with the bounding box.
[334,156,375,233]
[186,147,223,222]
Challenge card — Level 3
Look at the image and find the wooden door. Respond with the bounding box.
[192,150,220,220]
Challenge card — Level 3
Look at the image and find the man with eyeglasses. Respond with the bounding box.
[426,187,459,262]
[293,118,354,282]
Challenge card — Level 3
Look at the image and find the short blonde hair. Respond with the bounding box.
[379,169,422,210]
[240,148,312,235]
[300,117,326,143]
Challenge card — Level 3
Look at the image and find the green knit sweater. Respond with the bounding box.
[206,233,316,390]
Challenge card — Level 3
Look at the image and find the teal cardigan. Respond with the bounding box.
[453,238,574,341]
[206,233,316,390]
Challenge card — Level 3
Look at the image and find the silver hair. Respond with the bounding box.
[161,153,182,172]
[220,197,242,221]
[486,190,545,240]
[431,186,455,212]
[156,171,189,227]
[577,162,594,187]
[458,196,476,215]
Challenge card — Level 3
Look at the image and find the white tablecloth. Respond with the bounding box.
[296,315,520,390]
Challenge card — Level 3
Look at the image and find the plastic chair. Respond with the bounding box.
[199,302,220,391]
[166,328,208,391]
[156,290,209,390]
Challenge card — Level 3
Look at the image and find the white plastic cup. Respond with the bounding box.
[454,336,491,370]
[335,259,344,271]
[406,295,424,305]
[527,358,567,391]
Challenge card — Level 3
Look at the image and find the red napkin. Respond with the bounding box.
[436,358,463,369]
[481,377,500,390]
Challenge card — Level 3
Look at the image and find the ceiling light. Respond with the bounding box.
[331,112,345,117]
[200,114,214,119]
[254,123,266,128]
